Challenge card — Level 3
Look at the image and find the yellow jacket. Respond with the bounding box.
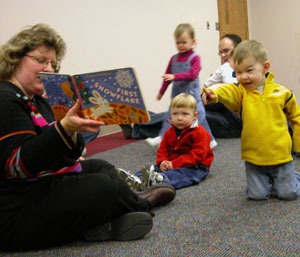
[207,72,300,165]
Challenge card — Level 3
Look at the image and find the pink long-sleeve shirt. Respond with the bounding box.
[159,49,202,95]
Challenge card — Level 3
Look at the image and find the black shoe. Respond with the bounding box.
[83,212,153,241]
[120,124,132,139]
[138,184,176,209]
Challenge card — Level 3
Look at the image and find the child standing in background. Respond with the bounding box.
[202,40,300,200]
[145,23,217,149]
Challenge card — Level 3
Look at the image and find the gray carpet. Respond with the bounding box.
[2,138,300,256]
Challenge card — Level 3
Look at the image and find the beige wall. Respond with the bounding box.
[0,0,220,113]
[248,0,300,100]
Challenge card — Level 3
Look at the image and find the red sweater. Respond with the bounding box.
[156,122,214,169]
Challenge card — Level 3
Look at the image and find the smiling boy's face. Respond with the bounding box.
[234,55,270,91]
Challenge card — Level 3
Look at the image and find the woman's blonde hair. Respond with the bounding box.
[232,40,267,65]
[0,23,66,79]
[170,93,197,110]
[174,23,195,39]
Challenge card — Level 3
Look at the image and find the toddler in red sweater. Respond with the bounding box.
[119,93,214,190]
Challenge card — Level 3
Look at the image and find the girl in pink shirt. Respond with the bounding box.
[145,23,216,149]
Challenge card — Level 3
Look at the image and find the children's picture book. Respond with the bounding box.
[40,67,150,125]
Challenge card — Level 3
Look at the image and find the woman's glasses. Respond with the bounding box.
[218,48,233,56]
[26,55,60,72]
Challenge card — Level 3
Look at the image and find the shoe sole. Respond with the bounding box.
[141,166,164,189]
[141,166,151,188]
[84,212,153,241]
[117,168,143,191]
[136,184,175,195]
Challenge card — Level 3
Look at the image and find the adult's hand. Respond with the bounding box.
[60,101,104,134]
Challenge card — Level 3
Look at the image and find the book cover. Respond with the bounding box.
[40,67,150,124]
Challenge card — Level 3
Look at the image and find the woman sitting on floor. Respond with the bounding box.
[0,23,175,251]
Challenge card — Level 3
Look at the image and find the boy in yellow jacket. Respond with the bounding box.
[202,40,300,200]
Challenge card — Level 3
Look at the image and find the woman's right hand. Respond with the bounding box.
[60,101,104,135]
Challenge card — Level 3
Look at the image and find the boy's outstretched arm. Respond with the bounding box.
[201,88,217,105]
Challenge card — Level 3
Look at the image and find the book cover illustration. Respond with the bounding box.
[40,68,150,124]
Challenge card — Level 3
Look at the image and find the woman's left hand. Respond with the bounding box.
[60,101,105,135]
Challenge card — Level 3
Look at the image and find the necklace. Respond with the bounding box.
[8,78,35,100]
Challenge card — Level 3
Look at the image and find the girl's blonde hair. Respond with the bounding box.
[232,40,267,65]
[0,23,66,79]
[170,93,197,110]
[174,23,195,39]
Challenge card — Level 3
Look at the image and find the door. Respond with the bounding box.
[217,0,249,40]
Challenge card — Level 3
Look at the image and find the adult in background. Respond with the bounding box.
[203,34,242,138]
[0,23,175,251]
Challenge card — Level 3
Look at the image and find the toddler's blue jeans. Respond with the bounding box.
[245,161,300,200]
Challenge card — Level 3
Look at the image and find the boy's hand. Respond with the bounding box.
[162,74,175,81]
[159,160,173,171]
[202,88,217,105]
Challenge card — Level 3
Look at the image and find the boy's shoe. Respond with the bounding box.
[210,139,218,149]
[120,124,132,139]
[141,165,164,189]
[84,212,153,241]
[138,184,176,209]
[145,136,162,148]
[116,168,146,191]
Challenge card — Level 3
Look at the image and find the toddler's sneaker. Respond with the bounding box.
[210,139,218,149]
[145,136,162,148]
[116,168,146,191]
[141,165,164,189]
